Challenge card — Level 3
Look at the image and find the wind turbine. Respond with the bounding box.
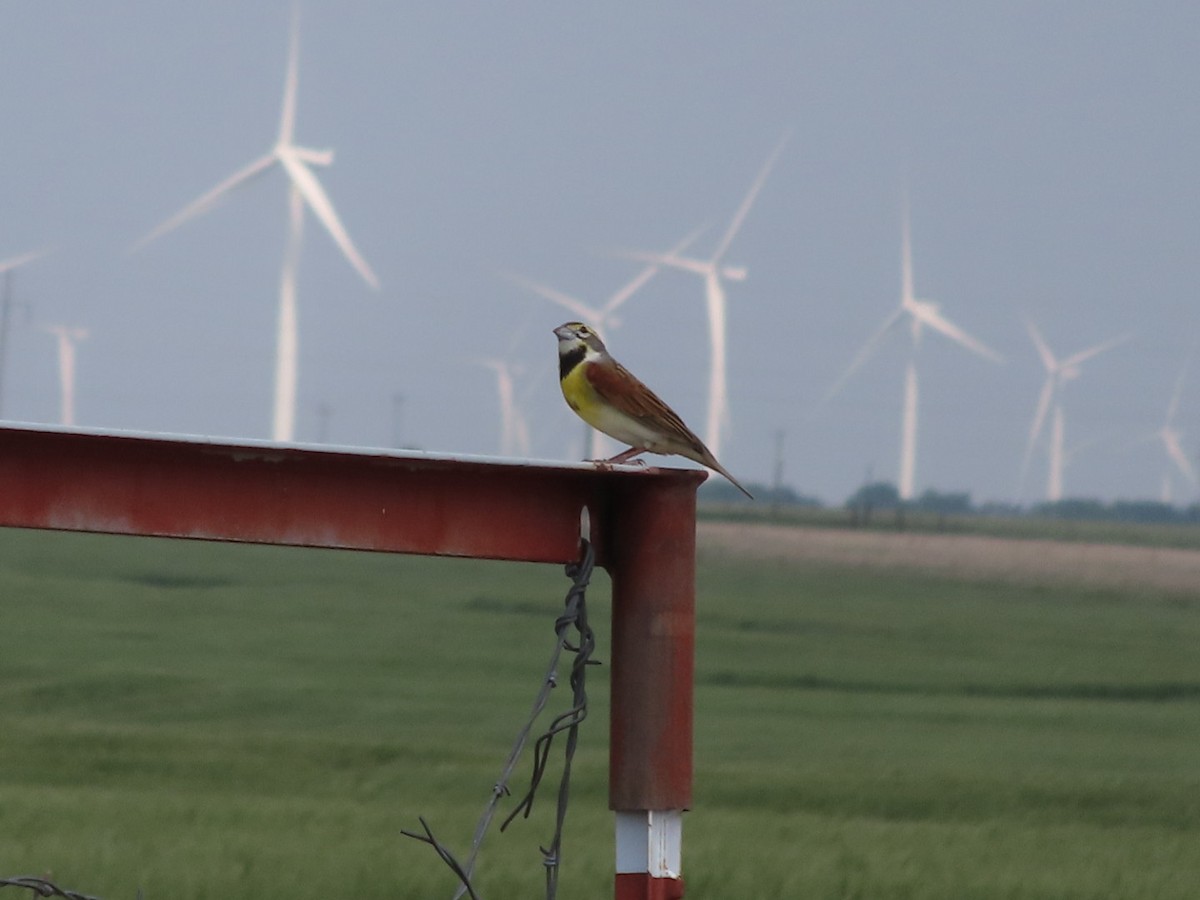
[474,358,532,458]
[0,249,49,418]
[132,10,379,443]
[1020,319,1130,502]
[42,325,87,427]
[503,225,705,457]
[822,207,1004,500]
[615,136,789,458]
[1131,349,1198,503]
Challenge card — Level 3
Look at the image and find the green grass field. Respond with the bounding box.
[1,527,1198,898]
[699,501,1200,550]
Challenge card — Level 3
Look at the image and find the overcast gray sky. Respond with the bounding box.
[2,3,1198,505]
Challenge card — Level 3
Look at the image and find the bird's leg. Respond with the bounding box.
[603,447,646,465]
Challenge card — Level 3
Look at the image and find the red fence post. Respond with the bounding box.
[606,474,701,899]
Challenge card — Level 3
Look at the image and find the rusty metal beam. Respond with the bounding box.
[0,424,702,566]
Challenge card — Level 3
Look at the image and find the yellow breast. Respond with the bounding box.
[560,360,603,424]
[559,359,662,449]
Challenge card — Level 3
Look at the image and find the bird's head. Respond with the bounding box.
[553,321,607,355]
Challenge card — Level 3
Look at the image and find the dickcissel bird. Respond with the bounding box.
[554,321,753,498]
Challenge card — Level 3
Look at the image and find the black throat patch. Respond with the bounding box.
[559,346,586,380]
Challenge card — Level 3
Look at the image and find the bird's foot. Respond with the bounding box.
[589,457,647,468]
[602,447,646,465]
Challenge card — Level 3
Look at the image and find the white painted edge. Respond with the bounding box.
[0,420,662,472]
[615,809,683,877]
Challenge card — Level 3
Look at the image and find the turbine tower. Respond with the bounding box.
[1021,319,1130,503]
[822,206,1003,500]
[475,358,531,458]
[0,249,49,418]
[1140,349,1197,503]
[504,226,704,457]
[42,325,87,426]
[617,136,789,458]
[132,9,379,443]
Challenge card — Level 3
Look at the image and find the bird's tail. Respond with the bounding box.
[704,453,754,500]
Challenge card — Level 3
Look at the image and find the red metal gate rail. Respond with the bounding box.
[0,424,702,898]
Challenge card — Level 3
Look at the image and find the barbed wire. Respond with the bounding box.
[399,819,482,900]
[501,537,596,900]
[403,530,598,900]
[0,877,103,900]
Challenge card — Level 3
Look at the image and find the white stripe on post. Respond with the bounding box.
[615,809,683,877]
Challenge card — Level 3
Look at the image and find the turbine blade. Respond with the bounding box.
[819,308,905,405]
[604,223,708,316]
[1062,332,1132,369]
[1164,432,1199,485]
[1165,346,1195,423]
[609,248,709,278]
[503,273,597,321]
[278,6,301,144]
[1023,317,1057,373]
[711,133,789,262]
[901,202,914,308]
[603,265,658,318]
[0,248,49,274]
[130,153,278,252]
[919,306,1005,362]
[279,152,379,289]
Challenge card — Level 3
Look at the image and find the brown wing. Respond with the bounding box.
[586,355,754,498]
[585,358,706,451]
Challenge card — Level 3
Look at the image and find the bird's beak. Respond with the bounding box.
[553,324,571,340]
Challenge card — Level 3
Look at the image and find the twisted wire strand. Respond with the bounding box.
[0,877,104,900]
[404,537,598,900]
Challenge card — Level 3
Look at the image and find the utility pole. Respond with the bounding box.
[0,250,49,419]
[770,429,785,515]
